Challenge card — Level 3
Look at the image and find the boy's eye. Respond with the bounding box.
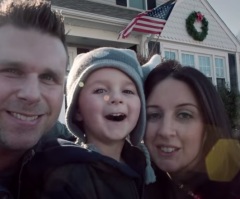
[147,112,162,122]
[123,90,134,94]
[93,88,106,94]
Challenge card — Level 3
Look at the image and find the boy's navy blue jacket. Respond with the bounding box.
[14,138,147,199]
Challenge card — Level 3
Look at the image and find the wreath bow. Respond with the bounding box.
[196,12,204,22]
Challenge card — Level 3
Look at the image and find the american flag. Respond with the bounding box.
[118,0,176,39]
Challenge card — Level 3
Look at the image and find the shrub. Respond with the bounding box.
[218,86,240,130]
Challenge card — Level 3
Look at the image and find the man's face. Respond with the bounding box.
[0,25,67,152]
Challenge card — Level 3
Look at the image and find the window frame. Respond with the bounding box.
[116,0,155,10]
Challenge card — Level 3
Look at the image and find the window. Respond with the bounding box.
[148,41,160,55]
[182,53,194,67]
[215,57,226,89]
[165,50,176,60]
[129,0,146,9]
[198,56,211,77]
[116,0,155,10]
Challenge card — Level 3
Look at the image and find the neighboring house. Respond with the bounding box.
[51,0,240,91]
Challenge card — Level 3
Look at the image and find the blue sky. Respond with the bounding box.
[207,0,240,35]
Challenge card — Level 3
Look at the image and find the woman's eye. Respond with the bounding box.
[147,112,162,122]
[93,88,106,94]
[178,112,193,120]
[123,90,134,94]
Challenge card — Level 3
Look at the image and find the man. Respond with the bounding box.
[0,0,67,198]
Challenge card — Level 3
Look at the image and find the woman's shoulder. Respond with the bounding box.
[228,171,240,198]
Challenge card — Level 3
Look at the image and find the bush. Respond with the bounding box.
[218,86,240,130]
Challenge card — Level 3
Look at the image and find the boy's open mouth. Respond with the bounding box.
[105,113,126,122]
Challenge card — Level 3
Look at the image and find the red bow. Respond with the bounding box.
[196,12,204,22]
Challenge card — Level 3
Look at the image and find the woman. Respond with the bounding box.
[144,60,240,199]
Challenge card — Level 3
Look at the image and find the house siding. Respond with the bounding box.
[160,0,237,51]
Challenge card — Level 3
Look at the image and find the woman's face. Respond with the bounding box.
[145,78,205,175]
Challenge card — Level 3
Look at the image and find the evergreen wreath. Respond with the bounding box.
[186,11,208,41]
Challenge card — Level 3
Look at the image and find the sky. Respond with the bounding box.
[207,0,240,36]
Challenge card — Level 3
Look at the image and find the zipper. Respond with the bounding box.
[16,149,35,199]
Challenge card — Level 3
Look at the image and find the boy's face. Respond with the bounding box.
[76,68,141,146]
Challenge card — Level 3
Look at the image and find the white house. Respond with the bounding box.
[49,0,240,122]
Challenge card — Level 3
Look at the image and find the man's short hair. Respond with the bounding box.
[0,0,66,49]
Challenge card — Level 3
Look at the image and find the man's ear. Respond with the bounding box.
[75,110,83,121]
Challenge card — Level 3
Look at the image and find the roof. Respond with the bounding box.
[51,0,140,20]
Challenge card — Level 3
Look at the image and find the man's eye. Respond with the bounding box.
[147,112,162,122]
[4,68,21,75]
[93,88,106,94]
[7,69,18,73]
[123,90,134,94]
[40,74,55,83]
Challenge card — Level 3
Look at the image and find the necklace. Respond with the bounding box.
[166,172,202,199]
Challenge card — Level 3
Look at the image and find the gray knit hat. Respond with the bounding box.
[66,47,149,146]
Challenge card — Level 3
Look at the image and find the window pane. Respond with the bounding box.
[217,78,225,89]
[199,56,211,77]
[129,0,146,9]
[208,77,212,83]
[215,57,225,78]
[182,53,194,67]
[165,51,176,60]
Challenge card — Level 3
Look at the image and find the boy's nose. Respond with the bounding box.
[109,92,123,104]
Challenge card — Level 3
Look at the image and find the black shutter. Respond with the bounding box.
[116,0,127,6]
[147,0,156,9]
[228,53,238,91]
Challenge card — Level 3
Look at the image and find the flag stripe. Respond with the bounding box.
[138,16,167,24]
[135,22,165,30]
[136,20,166,27]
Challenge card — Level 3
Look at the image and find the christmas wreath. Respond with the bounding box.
[186,11,208,41]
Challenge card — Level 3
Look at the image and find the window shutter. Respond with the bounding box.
[116,0,127,6]
[147,0,156,9]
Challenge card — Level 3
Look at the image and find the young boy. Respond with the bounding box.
[64,47,155,198]
[66,47,146,159]
[19,47,159,199]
